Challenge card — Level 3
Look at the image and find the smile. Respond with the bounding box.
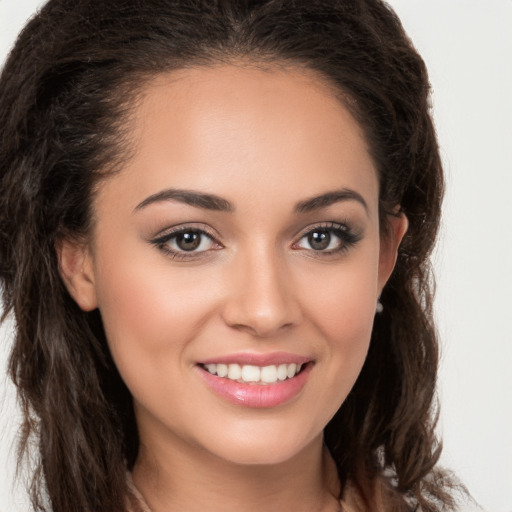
[202,363,303,384]
[197,355,313,408]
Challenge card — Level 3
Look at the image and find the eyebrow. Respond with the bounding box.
[134,189,234,212]
[294,188,369,215]
[134,187,368,215]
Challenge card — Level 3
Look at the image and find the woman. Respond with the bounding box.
[0,1,465,511]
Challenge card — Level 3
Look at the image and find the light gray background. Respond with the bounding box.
[1,1,511,511]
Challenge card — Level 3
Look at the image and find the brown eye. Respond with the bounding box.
[152,228,219,257]
[307,230,331,251]
[294,223,361,254]
[175,231,202,251]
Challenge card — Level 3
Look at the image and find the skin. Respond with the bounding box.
[59,64,407,512]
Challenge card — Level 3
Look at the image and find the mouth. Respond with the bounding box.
[196,355,313,408]
[201,362,305,385]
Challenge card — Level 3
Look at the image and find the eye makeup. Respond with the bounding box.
[292,221,362,256]
[149,220,363,262]
[149,223,223,261]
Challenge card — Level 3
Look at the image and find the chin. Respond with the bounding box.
[200,421,323,467]
[214,446,306,467]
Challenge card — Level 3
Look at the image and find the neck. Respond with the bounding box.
[132,430,340,512]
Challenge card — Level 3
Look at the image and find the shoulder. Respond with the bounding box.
[342,478,483,512]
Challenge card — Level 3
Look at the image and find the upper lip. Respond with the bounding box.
[198,352,312,367]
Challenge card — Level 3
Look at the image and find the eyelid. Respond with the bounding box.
[291,221,362,253]
[150,222,220,245]
[148,220,362,261]
[149,223,223,260]
[292,221,351,240]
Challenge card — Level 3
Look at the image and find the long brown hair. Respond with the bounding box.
[1,1,458,510]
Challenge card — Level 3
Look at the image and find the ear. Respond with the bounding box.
[377,211,409,293]
[56,237,98,311]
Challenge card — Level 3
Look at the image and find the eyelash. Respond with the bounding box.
[150,221,361,261]
[292,222,362,256]
[150,224,221,261]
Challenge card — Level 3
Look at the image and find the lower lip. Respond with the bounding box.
[197,364,312,408]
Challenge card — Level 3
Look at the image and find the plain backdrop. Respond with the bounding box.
[1,1,511,511]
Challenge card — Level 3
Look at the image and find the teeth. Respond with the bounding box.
[287,363,297,378]
[276,364,288,381]
[260,365,277,383]
[241,365,260,382]
[203,362,304,384]
[205,364,217,374]
[227,363,242,380]
[217,363,228,378]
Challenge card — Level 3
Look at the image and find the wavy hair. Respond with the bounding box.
[1,1,456,510]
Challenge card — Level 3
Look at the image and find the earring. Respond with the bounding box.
[376,300,383,313]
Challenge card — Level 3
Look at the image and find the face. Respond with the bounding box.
[61,64,406,467]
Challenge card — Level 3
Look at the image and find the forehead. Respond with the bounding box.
[97,63,378,216]
[133,63,369,160]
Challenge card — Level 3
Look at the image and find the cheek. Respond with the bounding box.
[324,279,376,352]
[299,251,379,401]
[92,256,222,420]
[304,250,378,343]
[92,243,217,380]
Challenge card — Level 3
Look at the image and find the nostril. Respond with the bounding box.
[224,319,296,339]
[221,296,302,337]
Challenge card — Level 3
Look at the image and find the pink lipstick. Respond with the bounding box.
[196,353,313,408]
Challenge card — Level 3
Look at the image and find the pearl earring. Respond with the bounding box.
[376,300,383,313]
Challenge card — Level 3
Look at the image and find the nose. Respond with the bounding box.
[221,246,302,338]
